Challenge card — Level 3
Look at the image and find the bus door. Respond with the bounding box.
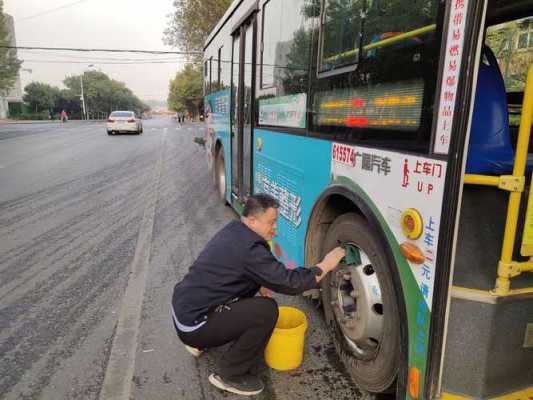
[231,15,256,205]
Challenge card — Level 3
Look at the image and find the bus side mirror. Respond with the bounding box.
[194,137,206,147]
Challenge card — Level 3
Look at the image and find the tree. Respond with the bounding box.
[0,0,21,93]
[63,71,148,115]
[168,63,202,117]
[22,71,148,119]
[163,0,232,55]
[23,82,60,113]
[486,19,533,92]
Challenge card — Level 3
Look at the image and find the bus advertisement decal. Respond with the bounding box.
[258,93,307,129]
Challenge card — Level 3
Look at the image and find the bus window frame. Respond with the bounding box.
[424,0,488,397]
[316,0,361,78]
[209,56,213,93]
[260,0,272,89]
[255,0,311,134]
[309,2,446,153]
[218,46,223,87]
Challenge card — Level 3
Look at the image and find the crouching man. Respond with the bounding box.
[171,193,345,396]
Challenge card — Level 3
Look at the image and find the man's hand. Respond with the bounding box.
[316,246,346,282]
[259,287,272,298]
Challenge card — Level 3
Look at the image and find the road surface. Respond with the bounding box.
[0,119,363,400]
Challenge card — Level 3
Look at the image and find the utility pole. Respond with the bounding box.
[80,73,87,120]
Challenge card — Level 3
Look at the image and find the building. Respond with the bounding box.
[0,13,22,119]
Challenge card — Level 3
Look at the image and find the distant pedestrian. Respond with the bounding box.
[60,110,68,123]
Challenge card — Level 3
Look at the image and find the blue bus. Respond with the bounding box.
[202,0,533,398]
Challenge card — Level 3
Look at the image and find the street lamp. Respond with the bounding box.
[80,74,87,120]
[80,65,97,120]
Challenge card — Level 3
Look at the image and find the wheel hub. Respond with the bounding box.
[330,244,384,359]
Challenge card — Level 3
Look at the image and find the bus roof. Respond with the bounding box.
[204,0,259,51]
[204,0,241,51]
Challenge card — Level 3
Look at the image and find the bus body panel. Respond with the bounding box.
[202,0,533,397]
[253,128,449,398]
[205,88,232,204]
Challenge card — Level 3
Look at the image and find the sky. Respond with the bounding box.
[4,0,185,104]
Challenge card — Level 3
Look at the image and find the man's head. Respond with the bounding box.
[241,193,279,241]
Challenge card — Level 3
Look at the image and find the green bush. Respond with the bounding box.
[13,111,51,120]
[8,102,25,116]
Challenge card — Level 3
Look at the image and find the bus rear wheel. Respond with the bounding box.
[321,212,400,393]
[215,150,226,204]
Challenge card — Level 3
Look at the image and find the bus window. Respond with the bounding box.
[257,0,316,128]
[466,17,533,175]
[486,17,533,93]
[220,43,232,90]
[362,0,439,58]
[311,0,441,151]
[319,0,363,73]
[261,0,311,92]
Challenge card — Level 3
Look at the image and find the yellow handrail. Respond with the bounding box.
[323,24,436,64]
[495,64,533,295]
[464,64,533,296]
[463,174,499,186]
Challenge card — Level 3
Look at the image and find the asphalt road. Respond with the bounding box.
[0,119,363,400]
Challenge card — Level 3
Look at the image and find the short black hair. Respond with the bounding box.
[242,193,279,217]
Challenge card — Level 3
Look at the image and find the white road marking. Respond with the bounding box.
[99,129,166,400]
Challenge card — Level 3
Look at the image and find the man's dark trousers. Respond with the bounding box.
[175,297,279,378]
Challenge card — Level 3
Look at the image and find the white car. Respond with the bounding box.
[106,111,143,135]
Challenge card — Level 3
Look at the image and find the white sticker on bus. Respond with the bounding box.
[433,0,470,155]
[332,145,447,310]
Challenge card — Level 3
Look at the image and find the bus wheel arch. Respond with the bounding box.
[305,188,408,394]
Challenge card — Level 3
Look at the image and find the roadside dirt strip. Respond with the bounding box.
[100,129,167,400]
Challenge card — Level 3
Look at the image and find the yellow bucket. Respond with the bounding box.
[264,306,308,371]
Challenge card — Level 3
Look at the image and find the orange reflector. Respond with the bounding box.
[408,367,420,399]
[400,242,425,264]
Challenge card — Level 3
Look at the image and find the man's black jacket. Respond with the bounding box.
[172,220,321,326]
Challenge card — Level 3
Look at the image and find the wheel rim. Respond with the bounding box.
[217,155,225,200]
[329,243,384,360]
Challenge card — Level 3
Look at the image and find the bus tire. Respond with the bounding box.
[215,149,226,204]
[321,212,400,393]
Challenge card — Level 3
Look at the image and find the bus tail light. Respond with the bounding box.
[400,242,425,264]
[408,367,420,399]
[107,118,114,123]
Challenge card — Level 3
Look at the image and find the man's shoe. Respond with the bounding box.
[208,373,264,396]
[184,344,203,357]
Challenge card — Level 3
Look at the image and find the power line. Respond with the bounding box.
[22,59,197,65]
[17,49,188,62]
[0,45,201,55]
[19,0,91,22]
